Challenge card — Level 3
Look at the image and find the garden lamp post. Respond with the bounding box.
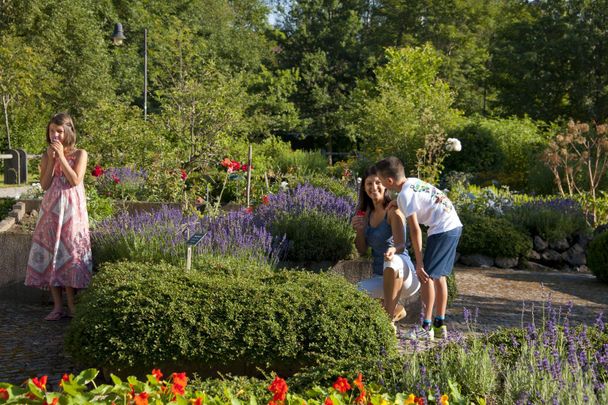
[111,23,148,121]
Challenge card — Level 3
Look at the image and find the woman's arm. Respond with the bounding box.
[387,208,406,254]
[351,215,368,255]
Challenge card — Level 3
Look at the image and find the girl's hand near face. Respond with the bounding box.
[50,140,64,159]
[46,144,56,160]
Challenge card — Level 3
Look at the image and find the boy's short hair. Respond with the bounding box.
[375,156,406,180]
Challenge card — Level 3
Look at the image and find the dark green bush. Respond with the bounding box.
[288,173,357,200]
[458,210,532,258]
[588,231,608,282]
[65,258,397,377]
[0,198,13,220]
[272,210,355,262]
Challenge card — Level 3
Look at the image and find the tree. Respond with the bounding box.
[349,45,462,176]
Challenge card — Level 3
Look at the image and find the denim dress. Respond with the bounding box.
[365,214,394,276]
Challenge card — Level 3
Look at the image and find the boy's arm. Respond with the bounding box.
[407,213,429,283]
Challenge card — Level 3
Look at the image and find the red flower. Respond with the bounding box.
[355,390,366,404]
[172,372,188,387]
[245,206,253,213]
[324,398,333,405]
[180,169,188,181]
[332,376,351,393]
[0,388,8,400]
[111,174,120,184]
[221,158,232,168]
[414,397,426,405]
[134,392,149,405]
[193,397,204,405]
[91,165,104,177]
[32,376,47,390]
[268,376,288,402]
[59,373,69,387]
[151,369,163,382]
[171,383,185,396]
[262,195,270,205]
[231,160,241,171]
[355,210,366,217]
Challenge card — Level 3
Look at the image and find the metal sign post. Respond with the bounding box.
[185,232,205,271]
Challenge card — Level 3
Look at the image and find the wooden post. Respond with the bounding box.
[246,144,252,207]
[186,246,192,271]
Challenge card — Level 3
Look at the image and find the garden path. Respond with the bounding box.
[1,266,608,387]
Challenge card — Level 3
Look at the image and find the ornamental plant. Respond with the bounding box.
[587,230,608,283]
[65,260,398,375]
[0,369,459,405]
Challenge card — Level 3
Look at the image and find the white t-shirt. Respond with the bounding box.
[397,178,462,236]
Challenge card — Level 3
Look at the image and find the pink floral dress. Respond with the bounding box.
[25,152,92,289]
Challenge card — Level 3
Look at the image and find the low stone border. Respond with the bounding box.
[0,201,25,233]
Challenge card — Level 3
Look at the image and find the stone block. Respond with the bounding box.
[0,217,15,233]
[495,256,519,269]
[541,249,563,263]
[9,202,25,222]
[534,235,548,251]
[526,261,555,272]
[330,259,373,284]
[527,250,541,260]
[549,238,570,252]
[562,243,586,266]
[460,254,494,268]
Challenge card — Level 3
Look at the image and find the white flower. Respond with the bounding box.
[280,181,289,192]
[445,138,462,152]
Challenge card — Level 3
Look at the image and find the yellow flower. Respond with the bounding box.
[404,394,416,404]
[440,394,449,405]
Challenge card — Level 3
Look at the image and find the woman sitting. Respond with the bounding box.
[351,166,420,327]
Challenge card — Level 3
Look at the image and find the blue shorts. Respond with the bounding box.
[424,227,462,279]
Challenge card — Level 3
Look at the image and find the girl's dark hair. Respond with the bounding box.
[357,166,392,212]
[46,112,76,148]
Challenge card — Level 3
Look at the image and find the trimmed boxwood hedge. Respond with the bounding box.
[65,256,397,377]
[458,210,532,258]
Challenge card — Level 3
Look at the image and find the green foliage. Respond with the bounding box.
[458,210,531,258]
[504,203,589,243]
[288,173,357,200]
[444,116,548,190]
[588,230,608,283]
[85,188,115,227]
[0,198,14,220]
[272,211,355,262]
[350,45,463,175]
[65,259,398,375]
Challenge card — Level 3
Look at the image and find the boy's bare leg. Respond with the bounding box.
[421,279,435,321]
[383,267,404,319]
[433,276,448,317]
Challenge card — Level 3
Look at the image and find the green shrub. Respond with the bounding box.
[588,230,608,282]
[504,201,589,243]
[65,258,397,376]
[0,198,14,220]
[458,211,532,258]
[272,210,355,262]
[288,173,357,200]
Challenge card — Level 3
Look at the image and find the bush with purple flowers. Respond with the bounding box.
[93,166,148,201]
[91,206,284,267]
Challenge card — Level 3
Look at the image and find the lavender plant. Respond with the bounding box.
[91,206,284,267]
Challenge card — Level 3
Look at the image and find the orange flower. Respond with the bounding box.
[171,383,185,396]
[268,376,288,401]
[440,394,449,405]
[134,392,149,405]
[355,390,366,404]
[354,373,364,391]
[193,397,204,405]
[324,398,333,405]
[172,372,188,387]
[32,376,47,390]
[332,376,351,393]
[0,388,8,400]
[151,369,163,382]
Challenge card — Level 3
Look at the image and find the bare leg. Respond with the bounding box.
[421,279,435,321]
[433,276,448,317]
[65,287,76,316]
[383,267,404,319]
[45,286,64,320]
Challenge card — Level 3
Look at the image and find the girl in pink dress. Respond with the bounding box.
[25,113,92,320]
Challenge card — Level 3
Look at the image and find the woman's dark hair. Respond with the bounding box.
[357,166,392,213]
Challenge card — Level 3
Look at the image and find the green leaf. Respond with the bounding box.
[110,374,123,386]
[76,368,99,384]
